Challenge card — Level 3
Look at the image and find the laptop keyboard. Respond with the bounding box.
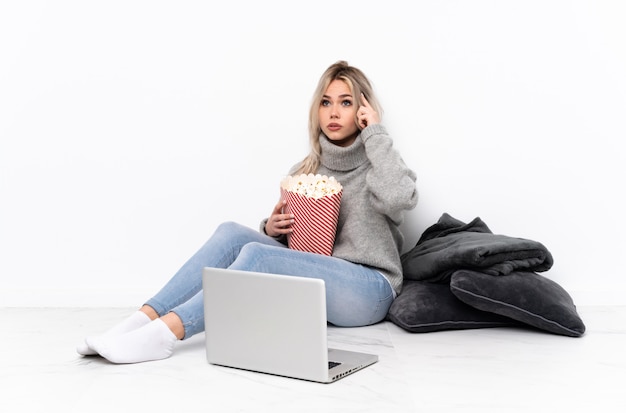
[329,361,342,369]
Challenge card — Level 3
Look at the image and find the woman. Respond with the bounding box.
[78,61,418,364]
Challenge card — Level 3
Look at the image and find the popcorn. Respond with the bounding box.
[279,174,343,256]
[280,174,343,199]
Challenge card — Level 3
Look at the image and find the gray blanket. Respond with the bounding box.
[401,213,554,283]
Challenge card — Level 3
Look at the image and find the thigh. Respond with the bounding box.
[147,222,285,315]
[228,242,394,327]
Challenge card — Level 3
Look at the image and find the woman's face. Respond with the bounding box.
[318,79,359,147]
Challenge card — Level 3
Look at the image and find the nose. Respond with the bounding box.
[330,104,339,119]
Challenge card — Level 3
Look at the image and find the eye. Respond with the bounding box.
[341,99,353,107]
[321,99,330,106]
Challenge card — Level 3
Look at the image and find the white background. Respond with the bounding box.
[1,0,624,307]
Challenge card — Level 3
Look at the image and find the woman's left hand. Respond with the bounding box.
[357,93,380,129]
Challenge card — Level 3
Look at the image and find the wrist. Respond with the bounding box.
[360,123,387,143]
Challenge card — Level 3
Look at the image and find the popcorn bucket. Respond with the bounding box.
[280,174,343,256]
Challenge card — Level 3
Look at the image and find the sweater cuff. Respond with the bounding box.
[260,218,269,234]
[360,124,388,144]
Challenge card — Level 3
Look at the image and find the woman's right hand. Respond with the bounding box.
[265,200,295,237]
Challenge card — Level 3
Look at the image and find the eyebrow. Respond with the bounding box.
[322,93,353,99]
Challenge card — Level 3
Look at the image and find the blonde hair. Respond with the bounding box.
[294,61,383,175]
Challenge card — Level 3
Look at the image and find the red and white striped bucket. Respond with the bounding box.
[280,187,342,256]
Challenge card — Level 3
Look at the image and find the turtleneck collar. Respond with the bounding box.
[319,133,368,172]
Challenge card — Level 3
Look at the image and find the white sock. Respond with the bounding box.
[87,319,177,364]
[76,311,151,356]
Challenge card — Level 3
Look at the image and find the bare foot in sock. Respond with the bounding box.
[86,319,177,364]
[76,311,151,356]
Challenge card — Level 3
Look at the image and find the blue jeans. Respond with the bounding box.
[144,221,394,339]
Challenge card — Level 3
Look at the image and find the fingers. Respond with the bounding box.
[357,93,379,129]
[360,92,371,108]
[270,214,295,236]
[358,114,368,129]
[266,199,295,237]
[272,199,287,215]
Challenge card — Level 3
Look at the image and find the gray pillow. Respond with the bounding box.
[401,213,554,283]
[387,280,516,333]
[450,270,586,337]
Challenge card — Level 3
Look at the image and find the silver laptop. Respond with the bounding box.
[202,267,378,383]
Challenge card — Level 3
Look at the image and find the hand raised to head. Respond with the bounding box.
[356,93,380,129]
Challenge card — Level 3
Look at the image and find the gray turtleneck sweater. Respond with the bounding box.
[263,124,418,295]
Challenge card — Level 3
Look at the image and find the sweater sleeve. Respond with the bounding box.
[360,124,418,224]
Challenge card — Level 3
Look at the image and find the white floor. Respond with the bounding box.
[2,306,625,413]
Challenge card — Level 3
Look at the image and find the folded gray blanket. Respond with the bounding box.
[401,213,554,283]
